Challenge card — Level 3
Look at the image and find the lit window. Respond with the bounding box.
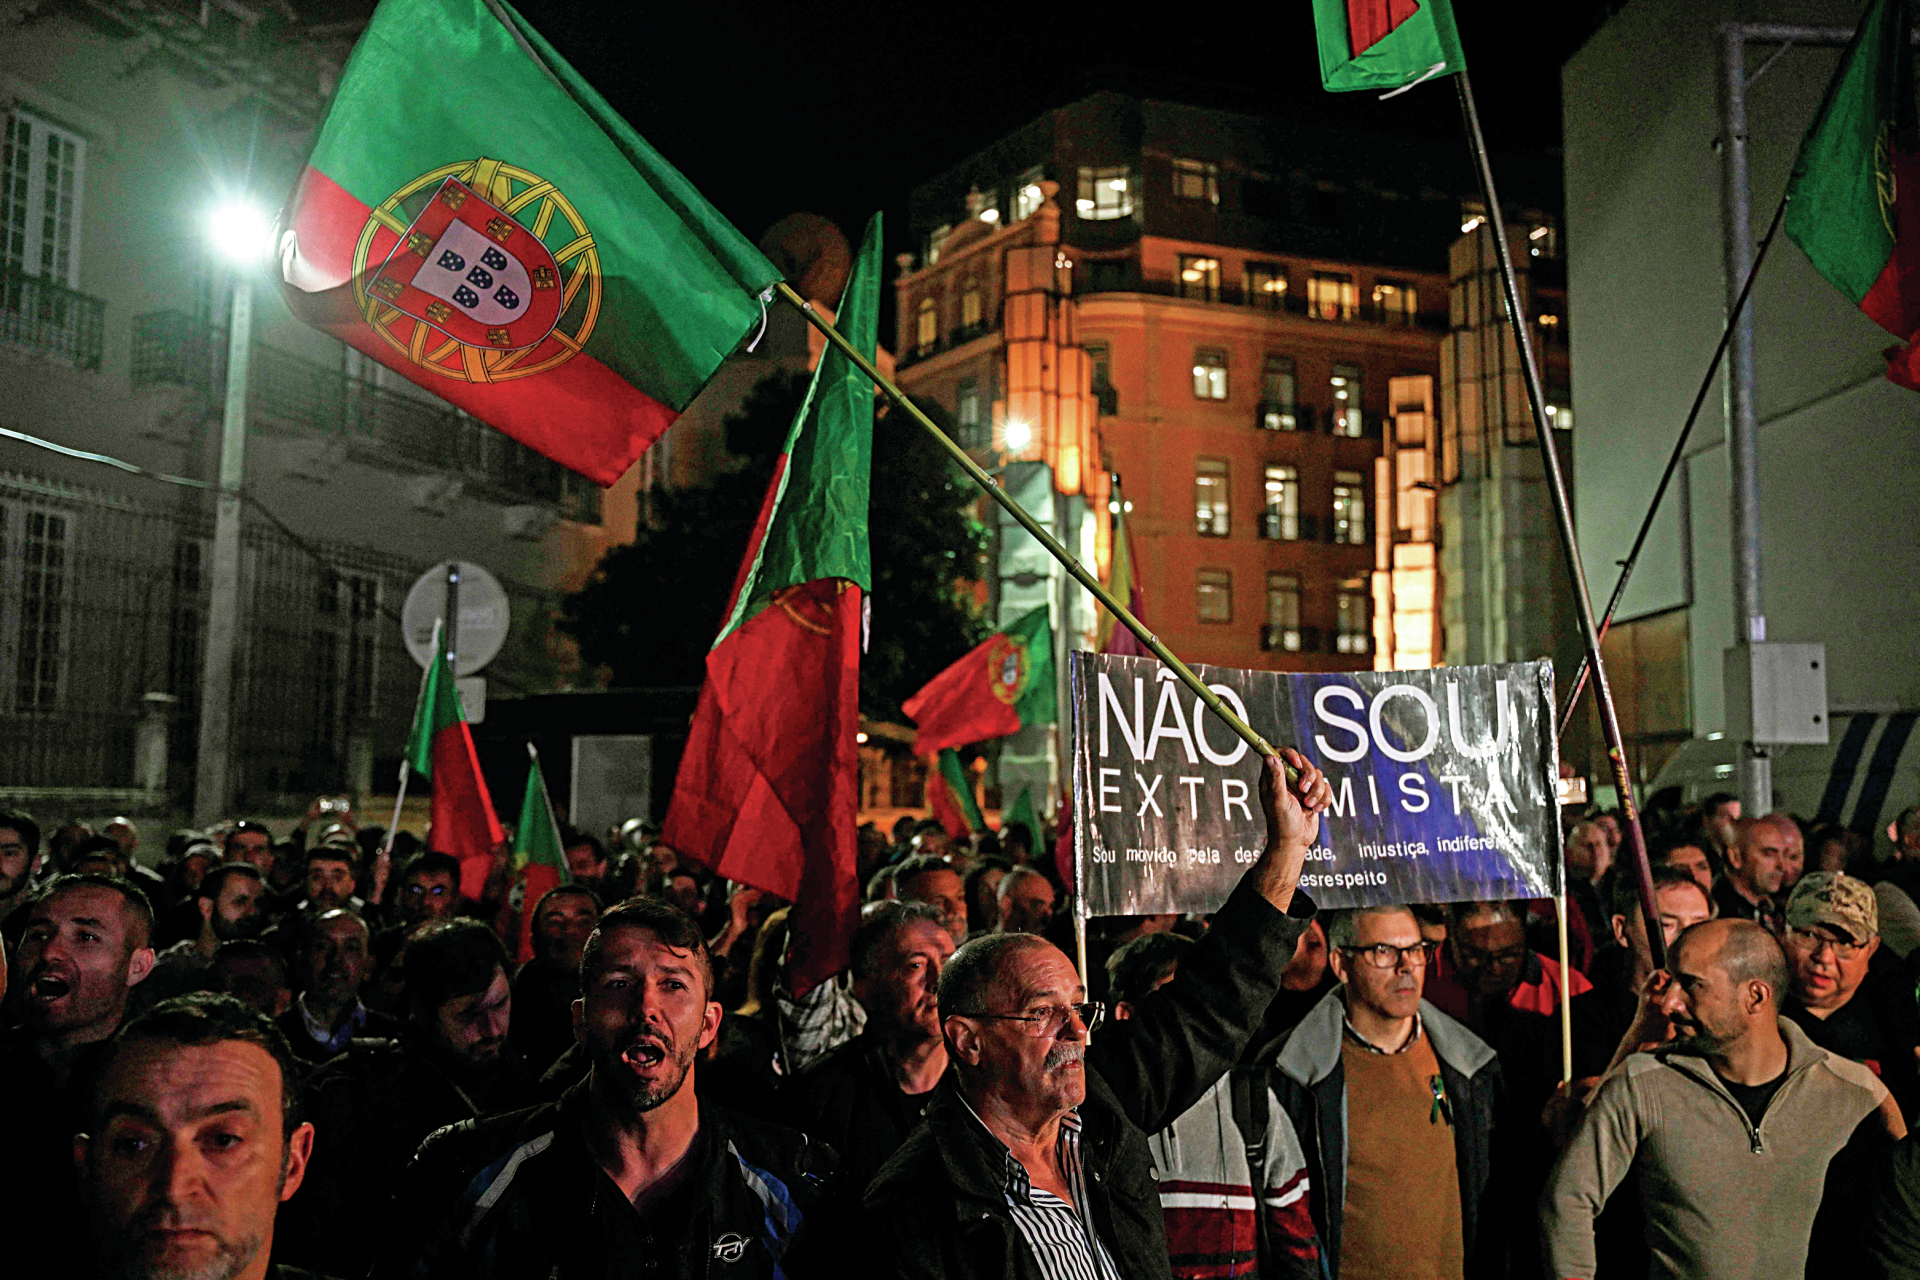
[926,224,950,266]
[1262,466,1298,540]
[1332,470,1368,545]
[1307,272,1356,321]
[1330,363,1363,437]
[1195,457,1230,537]
[1336,577,1371,653]
[1460,201,1487,234]
[957,378,984,448]
[1171,157,1219,205]
[1086,341,1116,415]
[1077,166,1134,221]
[2,110,85,287]
[968,187,1000,224]
[960,280,983,330]
[1265,573,1301,652]
[1527,220,1559,258]
[1547,403,1573,430]
[1247,262,1287,311]
[1372,280,1416,326]
[1197,568,1232,624]
[1260,356,1297,430]
[915,297,937,355]
[1178,255,1220,302]
[1192,347,1228,401]
[1013,168,1046,221]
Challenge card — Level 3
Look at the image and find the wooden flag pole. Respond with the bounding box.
[777,281,1294,780]
[1452,71,1666,971]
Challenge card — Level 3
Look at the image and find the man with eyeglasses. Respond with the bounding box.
[1270,905,1503,1280]
[1781,871,1920,1123]
[858,751,1330,1280]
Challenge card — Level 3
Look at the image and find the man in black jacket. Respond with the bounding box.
[373,896,839,1279]
[857,750,1329,1280]
[785,899,954,1190]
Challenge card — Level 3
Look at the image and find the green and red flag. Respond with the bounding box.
[1312,0,1465,94]
[1001,785,1042,858]
[510,745,568,964]
[902,605,1055,757]
[927,749,985,840]
[1099,496,1150,658]
[405,640,504,902]
[1785,0,1920,390]
[660,214,880,996]
[277,0,781,484]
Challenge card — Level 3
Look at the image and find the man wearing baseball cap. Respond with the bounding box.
[1781,871,1920,1123]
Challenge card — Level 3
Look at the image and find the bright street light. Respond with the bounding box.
[1003,419,1032,452]
[208,200,275,266]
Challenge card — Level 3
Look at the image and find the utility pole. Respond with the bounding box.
[192,270,252,824]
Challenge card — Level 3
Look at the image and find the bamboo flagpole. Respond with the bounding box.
[1451,72,1668,972]
[372,615,441,906]
[775,281,1295,782]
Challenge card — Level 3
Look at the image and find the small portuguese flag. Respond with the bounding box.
[1785,0,1920,390]
[405,641,504,902]
[1312,0,1465,94]
[278,0,781,484]
[660,214,880,996]
[1001,785,1042,859]
[1099,495,1151,658]
[903,605,1055,757]
[927,749,986,840]
[510,745,568,964]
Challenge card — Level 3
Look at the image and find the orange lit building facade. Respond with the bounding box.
[897,93,1569,686]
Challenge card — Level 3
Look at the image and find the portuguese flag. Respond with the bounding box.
[927,749,985,839]
[1099,496,1150,658]
[660,214,880,996]
[1785,0,1920,390]
[903,605,1055,756]
[1001,785,1042,859]
[510,745,568,964]
[1312,0,1465,94]
[405,641,504,902]
[278,0,781,485]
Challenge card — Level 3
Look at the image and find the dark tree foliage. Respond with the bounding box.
[560,373,987,721]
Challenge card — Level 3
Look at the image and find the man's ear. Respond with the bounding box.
[198,896,214,924]
[279,1121,316,1202]
[127,946,156,987]
[698,1000,723,1051]
[944,1015,982,1066]
[1112,1000,1135,1022]
[1611,914,1630,950]
[1327,948,1349,986]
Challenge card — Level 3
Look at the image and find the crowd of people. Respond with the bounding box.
[5,777,1920,1278]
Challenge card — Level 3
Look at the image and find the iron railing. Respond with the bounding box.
[1,265,106,370]
[131,311,601,522]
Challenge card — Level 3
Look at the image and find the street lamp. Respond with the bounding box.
[1003,418,1032,453]
[192,198,271,824]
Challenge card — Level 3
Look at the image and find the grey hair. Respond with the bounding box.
[1324,905,1418,951]
[938,931,1052,1018]
[1711,919,1790,1012]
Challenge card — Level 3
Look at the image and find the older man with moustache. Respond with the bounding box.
[858,751,1329,1280]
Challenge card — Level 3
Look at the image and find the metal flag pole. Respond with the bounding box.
[776,281,1294,780]
[1451,72,1667,971]
[1555,193,1791,740]
[375,615,441,906]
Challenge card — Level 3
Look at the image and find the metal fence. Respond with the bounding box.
[0,469,556,809]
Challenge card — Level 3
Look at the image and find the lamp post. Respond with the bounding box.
[192,200,273,825]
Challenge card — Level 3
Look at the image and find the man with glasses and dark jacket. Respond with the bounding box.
[858,750,1331,1280]
[1271,904,1503,1280]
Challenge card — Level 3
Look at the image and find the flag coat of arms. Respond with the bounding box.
[660,215,881,996]
[278,0,781,484]
[902,605,1055,757]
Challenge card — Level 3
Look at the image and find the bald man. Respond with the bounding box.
[1544,918,1901,1280]
[1714,816,1794,933]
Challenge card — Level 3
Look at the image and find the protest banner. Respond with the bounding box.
[1070,652,1561,915]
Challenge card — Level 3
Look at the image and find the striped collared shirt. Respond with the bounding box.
[1343,1009,1424,1055]
[959,1095,1122,1280]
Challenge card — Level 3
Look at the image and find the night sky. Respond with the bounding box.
[510,0,1623,259]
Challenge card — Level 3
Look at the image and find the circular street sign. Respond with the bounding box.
[402,561,510,676]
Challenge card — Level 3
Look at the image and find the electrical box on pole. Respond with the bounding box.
[1724,642,1829,746]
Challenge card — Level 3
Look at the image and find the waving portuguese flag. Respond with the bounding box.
[903,605,1055,756]
[1785,0,1920,390]
[927,749,986,839]
[510,745,568,963]
[277,0,780,484]
[405,642,504,902]
[1312,0,1465,93]
[661,215,880,996]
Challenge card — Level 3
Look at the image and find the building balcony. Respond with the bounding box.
[2,265,106,371]
[130,311,600,521]
[1076,267,1449,333]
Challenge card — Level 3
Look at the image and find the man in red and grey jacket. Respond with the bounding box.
[1108,931,1321,1279]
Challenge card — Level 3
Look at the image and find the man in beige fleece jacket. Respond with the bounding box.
[1541,918,1899,1280]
